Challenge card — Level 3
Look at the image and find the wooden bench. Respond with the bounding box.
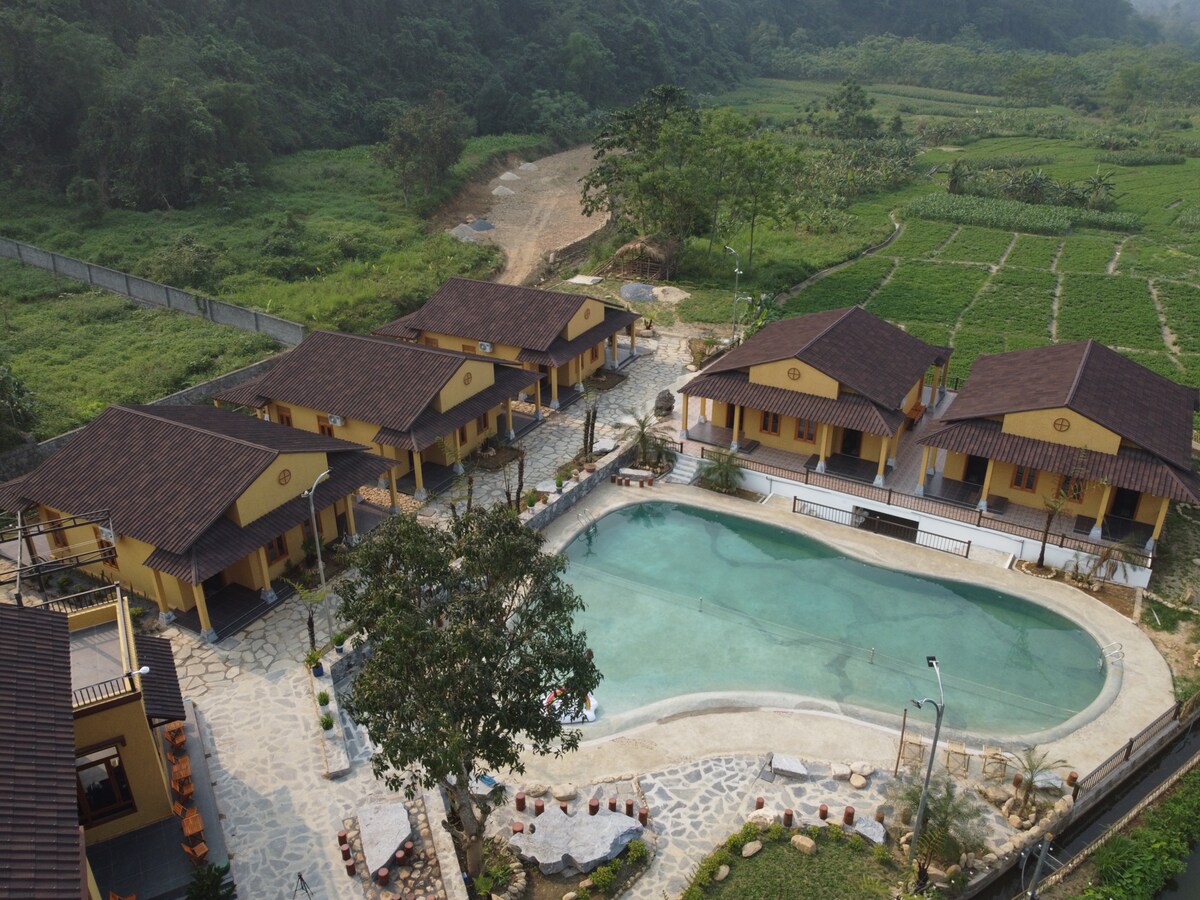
[618,468,654,486]
[904,401,926,427]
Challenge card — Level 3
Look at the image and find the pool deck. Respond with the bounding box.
[532,481,1173,783]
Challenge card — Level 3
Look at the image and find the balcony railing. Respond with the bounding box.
[72,674,136,709]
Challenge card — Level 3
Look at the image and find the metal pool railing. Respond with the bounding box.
[791,497,971,558]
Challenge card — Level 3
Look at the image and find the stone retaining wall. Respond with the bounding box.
[522,443,637,532]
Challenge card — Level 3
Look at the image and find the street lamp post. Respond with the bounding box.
[908,655,946,868]
[725,245,743,346]
[302,468,333,645]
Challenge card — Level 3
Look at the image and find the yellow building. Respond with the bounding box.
[373,277,641,410]
[1,591,186,898]
[680,306,950,486]
[0,404,392,642]
[918,340,1200,549]
[215,330,543,503]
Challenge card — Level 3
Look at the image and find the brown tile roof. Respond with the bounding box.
[144,451,393,583]
[703,307,949,409]
[214,331,480,433]
[517,309,641,367]
[0,405,371,555]
[374,365,543,452]
[0,604,85,900]
[373,277,628,352]
[682,370,907,436]
[133,634,186,725]
[940,340,1198,470]
[920,418,1200,502]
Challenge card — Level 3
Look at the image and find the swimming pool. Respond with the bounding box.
[563,502,1108,738]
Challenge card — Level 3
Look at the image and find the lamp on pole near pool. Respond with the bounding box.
[302,468,333,644]
[908,655,945,866]
[725,245,743,346]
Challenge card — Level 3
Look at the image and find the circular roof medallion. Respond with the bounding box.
[278,468,292,485]
[584,307,592,320]
[1053,417,1070,433]
[787,367,802,381]
[464,371,473,386]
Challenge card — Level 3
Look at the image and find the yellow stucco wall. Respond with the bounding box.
[740,409,823,453]
[943,450,969,481]
[1002,407,1121,454]
[902,380,923,411]
[76,697,171,845]
[434,359,495,412]
[231,453,327,528]
[421,402,504,465]
[563,298,605,341]
[748,359,840,399]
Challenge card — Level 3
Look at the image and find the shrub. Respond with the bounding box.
[317,690,330,706]
[908,193,1138,234]
[319,713,334,730]
[626,838,648,864]
[849,834,868,851]
[765,822,787,842]
[590,863,617,892]
[872,843,892,864]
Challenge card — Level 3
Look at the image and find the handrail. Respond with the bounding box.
[32,584,120,615]
[73,674,135,709]
[791,496,971,558]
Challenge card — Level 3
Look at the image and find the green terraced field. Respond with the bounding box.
[1157,281,1200,354]
[887,220,957,259]
[966,268,1057,340]
[1057,274,1163,349]
[1056,236,1118,274]
[779,257,894,316]
[865,259,990,324]
[1004,234,1062,270]
[935,225,1015,264]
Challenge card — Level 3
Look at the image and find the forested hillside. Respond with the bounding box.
[0,0,1161,209]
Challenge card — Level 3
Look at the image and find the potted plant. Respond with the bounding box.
[524,488,539,511]
[333,631,347,654]
[317,690,330,707]
[306,648,324,677]
[555,475,564,493]
[320,712,334,731]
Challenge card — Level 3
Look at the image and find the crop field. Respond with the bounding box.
[778,257,894,316]
[934,225,1014,264]
[948,327,1050,379]
[886,220,956,258]
[1004,234,1061,269]
[1118,237,1200,281]
[865,260,990,324]
[1157,281,1200,354]
[1057,274,1163,349]
[966,268,1057,339]
[1056,236,1117,274]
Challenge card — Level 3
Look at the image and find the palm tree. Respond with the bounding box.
[700,449,744,494]
[616,406,675,469]
[1015,746,1069,814]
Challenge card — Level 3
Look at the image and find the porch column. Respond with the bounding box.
[534,379,543,421]
[699,397,708,424]
[680,393,690,440]
[1090,483,1114,540]
[608,333,618,368]
[939,363,949,402]
[916,445,931,496]
[191,583,216,643]
[874,436,889,487]
[254,546,275,601]
[630,327,637,356]
[816,422,830,473]
[388,466,400,514]
[575,355,585,392]
[976,459,995,511]
[150,569,168,616]
[550,366,560,410]
[452,430,465,474]
[505,397,515,441]
[413,450,426,501]
[730,404,742,452]
[343,494,357,536]
[1148,497,1170,550]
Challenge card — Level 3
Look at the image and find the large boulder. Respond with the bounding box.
[770,754,808,780]
[654,390,675,416]
[855,818,886,845]
[791,834,817,855]
[510,807,643,875]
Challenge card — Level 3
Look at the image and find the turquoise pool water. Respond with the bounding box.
[563,503,1107,737]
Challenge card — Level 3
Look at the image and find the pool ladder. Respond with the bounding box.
[1098,641,1124,668]
[577,509,598,531]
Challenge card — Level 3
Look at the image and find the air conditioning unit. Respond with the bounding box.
[327,414,345,427]
[98,526,116,544]
[478,341,493,353]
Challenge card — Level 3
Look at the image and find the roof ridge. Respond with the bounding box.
[797,306,856,357]
[119,405,279,455]
[1064,339,1095,408]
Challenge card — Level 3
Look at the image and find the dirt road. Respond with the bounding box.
[442,145,607,285]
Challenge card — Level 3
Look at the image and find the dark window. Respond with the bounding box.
[317,416,334,437]
[424,337,439,349]
[266,534,288,563]
[458,424,469,444]
[1011,466,1038,491]
[760,411,780,436]
[77,745,135,825]
[1060,475,1085,502]
[795,418,816,442]
[93,527,118,570]
[50,523,69,550]
[275,405,293,427]
[590,344,600,362]
[476,412,489,433]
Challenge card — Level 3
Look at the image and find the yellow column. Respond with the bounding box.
[730,405,742,451]
[630,327,637,355]
[699,397,708,424]
[413,450,426,500]
[387,466,399,512]
[255,546,271,591]
[343,494,357,536]
[452,429,464,473]
[977,459,995,511]
[534,379,543,420]
[1091,483,1114,540]
[875,436,889,486]
[505,397,515,440]
[816,422,830,472]
[680,393,689,439]
[609,333,618,367]
[1149,497,1170,546]
[151,569,168,614]
[550,366,560,409]
[916,445,931,496]
[191,583,215,641]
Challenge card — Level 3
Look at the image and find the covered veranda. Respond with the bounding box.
[520,309,641,409]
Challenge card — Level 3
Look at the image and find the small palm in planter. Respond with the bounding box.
[305,648,324,677]
[333,631,347,654]
[318,690,330,707]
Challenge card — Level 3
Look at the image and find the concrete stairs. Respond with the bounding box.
[666,453,703,485]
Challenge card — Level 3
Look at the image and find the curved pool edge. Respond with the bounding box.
[533,482,1173,778]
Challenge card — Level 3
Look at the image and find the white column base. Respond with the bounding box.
[453,462,464,475]
[730,442,739,452]
[977,499,988,511]
[550,399,560,410]
[1089,524,1103,541]
[681,429,688,440]
[873,474,885,487]
[506,429,516,441]
[415,488,427,501]
[816,461,826,473]
[915,484,925,497]
[699,415,708,424]
[201,627,218,644]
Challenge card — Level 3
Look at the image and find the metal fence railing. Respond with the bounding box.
[791,497,971,558]
[72,674,135,709]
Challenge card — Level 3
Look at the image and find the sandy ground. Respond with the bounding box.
[440,145,607,285]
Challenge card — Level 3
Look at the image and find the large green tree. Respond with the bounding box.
[375,91,472,205]
[338,505,601,877]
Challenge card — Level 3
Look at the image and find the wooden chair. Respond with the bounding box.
[166,727,186,750]
[981,746,1011,781]
[172,800,193,818]
[171,777,195,802]
[899,735,925,769]
[945,740,970,777]
[182,841,209,866]
[166,746,186,765]
[182,811,205,846]
[109,893,136,900]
